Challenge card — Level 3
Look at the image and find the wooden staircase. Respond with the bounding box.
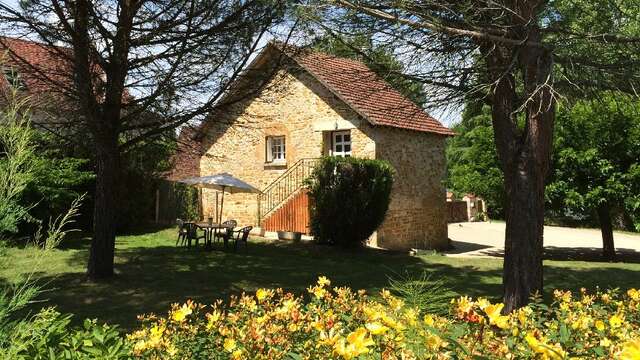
[258,158,318,234]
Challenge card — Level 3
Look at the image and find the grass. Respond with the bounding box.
[2,227,640,331]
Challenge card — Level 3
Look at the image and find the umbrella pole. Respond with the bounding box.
[219,186,225,224]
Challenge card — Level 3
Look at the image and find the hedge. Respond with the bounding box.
[306,156,394,247]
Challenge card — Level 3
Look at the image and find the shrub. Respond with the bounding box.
[306,156,394,247]
[387,270,455,316]
[129,278,640,359]
[2,308,131,359]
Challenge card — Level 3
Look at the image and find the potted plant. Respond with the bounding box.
[277,229,302,242]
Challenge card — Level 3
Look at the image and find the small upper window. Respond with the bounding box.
[2,67,27,90]
[266,136,286,163]
[332,131,351,157]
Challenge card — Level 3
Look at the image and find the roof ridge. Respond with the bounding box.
[268,42,453,136]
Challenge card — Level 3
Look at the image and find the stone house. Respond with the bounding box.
[173,43,454,251]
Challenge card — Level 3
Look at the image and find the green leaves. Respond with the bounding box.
[0,93,38,234]
[547,93,640,229]
[446,104,505,218]
[307,156,394,247]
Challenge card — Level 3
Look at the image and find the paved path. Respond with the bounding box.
[446,222,640,261]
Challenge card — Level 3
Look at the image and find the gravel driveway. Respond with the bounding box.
[446,222,640,261]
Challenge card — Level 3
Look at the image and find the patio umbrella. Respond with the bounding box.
[178,173,261,223]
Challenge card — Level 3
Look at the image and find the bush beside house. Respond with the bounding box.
[306,157,394,247]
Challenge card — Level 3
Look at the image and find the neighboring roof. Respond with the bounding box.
[0,36,75,97]
[275,43,454,136]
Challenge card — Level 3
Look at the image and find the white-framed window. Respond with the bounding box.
[266,136,286,163]
[332,131,351,157]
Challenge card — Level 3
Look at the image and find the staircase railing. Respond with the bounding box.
[258,158,319,224]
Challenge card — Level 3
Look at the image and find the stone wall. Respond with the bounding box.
[199,61,448,250]
[371,127,449,250]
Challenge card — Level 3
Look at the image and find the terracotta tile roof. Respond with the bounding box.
[0,36,75,97]
[0,36,133,109]
[278,44,454,136]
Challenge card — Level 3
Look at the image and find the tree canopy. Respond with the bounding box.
[546,93,640,258]
[446,104,504,219]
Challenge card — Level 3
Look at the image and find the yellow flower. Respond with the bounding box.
[333,328,375,359]
[516,307,531,326]
[308,285,327,299]
[365,322,389,335]
[609,314,623,328]
[171,303,192,322]
[166,344,177,356]
[425,333,447,351]
[571,314,591,330]
[484,303,510,329]
[317,276,331,287]
[276,298,298,315]
[620,338,640,360]
[223,338,237,353]
[231,349,243,359]
[627,289,640,301]
[595,319,606,332]
[147,324,164,348]
[600,337,612,347]
[256,288,271,301]
[381,314,405,331]
[454,296,474,315]
[525,332,565,360]
[133,340,148,354]
[206,310,222,330]
[423,314,435,327]
[363,304,384,321]
[476,297,491,310]
[403,308,418,325]
[319,328,341,347]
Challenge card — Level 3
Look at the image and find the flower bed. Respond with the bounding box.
[128,278,640,359]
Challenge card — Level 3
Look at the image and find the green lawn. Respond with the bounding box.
[2,228,640,331]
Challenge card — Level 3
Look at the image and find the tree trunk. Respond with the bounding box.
[87,134,120,279]
[502,158,545,311]
[481,9,555,310]
[597,204,616,261]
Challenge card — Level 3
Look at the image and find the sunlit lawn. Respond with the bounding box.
[2,228,640,330]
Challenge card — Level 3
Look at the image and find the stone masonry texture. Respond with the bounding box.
[197,60,449,250]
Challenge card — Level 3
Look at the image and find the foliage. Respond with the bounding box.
[386,271,455,316]
[0,194,90,358]
[306,157,394,247]
[0,93,37,235]
[21,131,93,234]
[312,35,427,107]
[446,104,505,219]
[0,89,92,237]
[129,277,640,359]
[2,308,130,360]
[546,93,640,231]
[116,139,176,232]
[171,182,200,222]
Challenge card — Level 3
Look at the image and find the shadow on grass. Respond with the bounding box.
[466,246,640,263]
[11,232,640,331]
